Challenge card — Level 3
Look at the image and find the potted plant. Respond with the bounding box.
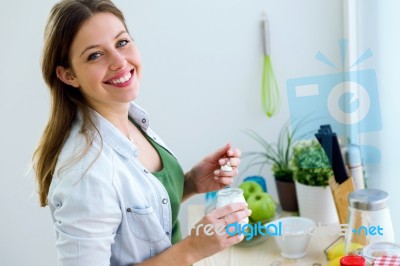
[292,140,338,224]
[242,121,299,212]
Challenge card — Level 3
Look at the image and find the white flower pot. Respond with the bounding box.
[295,181,339,225]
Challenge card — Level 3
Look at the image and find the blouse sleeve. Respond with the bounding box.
[49,170,122,266]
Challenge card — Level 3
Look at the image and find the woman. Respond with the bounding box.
[33,0,251,265]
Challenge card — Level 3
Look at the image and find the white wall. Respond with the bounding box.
[356,0,400,242]
[0,1,57,265]
[121,0,343,237]
[0,0,343,265]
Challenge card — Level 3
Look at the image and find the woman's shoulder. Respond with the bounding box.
[53,123,115,185]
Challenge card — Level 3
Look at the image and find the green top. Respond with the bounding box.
[146,134,185,244]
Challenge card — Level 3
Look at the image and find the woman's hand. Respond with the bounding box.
[136,203,251,266]
[183,143,241,199]
[185,202,251,262]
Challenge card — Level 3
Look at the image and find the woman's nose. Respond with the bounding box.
[109,51,127,71]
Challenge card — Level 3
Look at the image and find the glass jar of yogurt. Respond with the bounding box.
[216,187,249,224]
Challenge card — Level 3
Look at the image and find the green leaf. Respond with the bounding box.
[292,140,333,187]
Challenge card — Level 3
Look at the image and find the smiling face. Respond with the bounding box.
[56,12,142,114]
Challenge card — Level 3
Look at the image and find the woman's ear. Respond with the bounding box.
[56,66,80,88]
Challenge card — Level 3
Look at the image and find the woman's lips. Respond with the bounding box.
[105,69,134,87]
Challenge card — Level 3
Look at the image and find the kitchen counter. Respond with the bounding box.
[187,204,339,266]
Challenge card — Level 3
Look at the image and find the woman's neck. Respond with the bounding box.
[92,103,131,137]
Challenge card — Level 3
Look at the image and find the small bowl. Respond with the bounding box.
[268,216,315,259]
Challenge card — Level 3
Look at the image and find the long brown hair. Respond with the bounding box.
[33,0,128,207]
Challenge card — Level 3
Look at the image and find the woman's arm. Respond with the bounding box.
[49,172,122,266]
[182,170,196,202]
[136,237,198,266]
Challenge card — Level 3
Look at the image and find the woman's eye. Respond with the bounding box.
[116,39,129,48]
[87,52,101,61]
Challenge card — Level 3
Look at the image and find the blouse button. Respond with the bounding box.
[127,208,132,212]
[166,231,170,236]
[162,198,168,204]
[142,118,147,123]
[144,169,148,173]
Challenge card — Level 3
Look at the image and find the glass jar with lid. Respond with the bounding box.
[345,189,395,255]
[362,242,400,265]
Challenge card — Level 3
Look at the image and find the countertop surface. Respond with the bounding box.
[187,204,339,266]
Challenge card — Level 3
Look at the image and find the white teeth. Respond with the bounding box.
[110,72,132,84]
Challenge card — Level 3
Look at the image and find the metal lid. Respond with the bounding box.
[348,189,389,211]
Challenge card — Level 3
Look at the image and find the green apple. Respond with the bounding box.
[247,192,276,222]
[239,181,264,200]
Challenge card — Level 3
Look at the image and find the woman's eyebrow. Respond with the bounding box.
[79,30,128,57]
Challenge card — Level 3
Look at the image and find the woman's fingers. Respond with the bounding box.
[207,143,232,162]
[220,208,251,225]
[219,157,240,168]
[214,177,233,186]
[209,202,249,220]
[214,167,239,177]
[225,232,245,244]
[227,147,241,158]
